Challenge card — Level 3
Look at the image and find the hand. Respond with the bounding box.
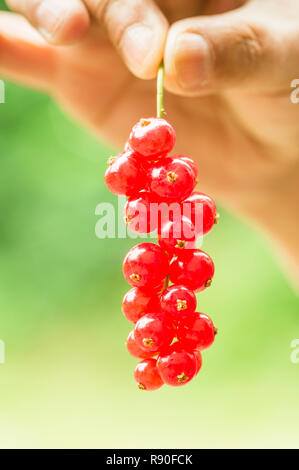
[1,0,299,287]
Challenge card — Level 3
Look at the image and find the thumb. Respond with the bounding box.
[164,1,297,96]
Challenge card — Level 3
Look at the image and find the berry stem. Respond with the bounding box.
[162,274,170,292]
[157,62,165,119]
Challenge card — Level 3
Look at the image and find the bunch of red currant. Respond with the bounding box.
[104,116,218,391]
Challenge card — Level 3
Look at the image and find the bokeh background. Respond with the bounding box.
[0,1,298,450]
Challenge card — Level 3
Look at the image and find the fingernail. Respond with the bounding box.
[121,24,154,75]
[35,0,68,39]
[175,32,211,91]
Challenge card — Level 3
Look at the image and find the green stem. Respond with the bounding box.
[157,62,165,118]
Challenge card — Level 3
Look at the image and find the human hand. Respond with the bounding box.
[1,0,299,285]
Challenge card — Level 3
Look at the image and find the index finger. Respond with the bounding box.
[6,0,90,44]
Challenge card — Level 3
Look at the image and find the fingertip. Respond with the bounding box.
[164,7,276,96]
[164,22,189,95]
[164,21,212,96]
[120,16,168,80]
[120,23,156,79]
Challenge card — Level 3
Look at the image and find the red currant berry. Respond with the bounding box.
[169,249,215,292]
[123,243,169,289]
[160,285,197,322]
[122,287,160,324]
[158,216,196,253]
[182,192,217,235]
[104,151,146,197]
[177,312,216,351]
[151,280,166,295]
[124,191,158,234]
[149,157,195,203]
[129,118,176,160]
[157,342,197,386]
[134,313,174,353]
[194,350,203,375]
[126,330,156,359]
[134,358,164,391]
[176,155,198,180]
[123,144,154,172]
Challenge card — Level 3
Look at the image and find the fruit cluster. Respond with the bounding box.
[104,117,218,391]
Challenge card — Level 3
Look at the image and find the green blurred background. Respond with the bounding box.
[0,2,298,450]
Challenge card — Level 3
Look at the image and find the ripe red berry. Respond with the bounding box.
[176,155,198,180]
[157,342,197,386]
[104,151,146,197]
[129,118,176,159]
[194,350,203,375]
[169,249,215,292]
[124,191,158,234]
[105,113,217,390]
[149,157,195,203]
[126,330,156,359]
[122,287,160,324]
[182,192,217,236]
[158,216,196,253]
[134,358,164,391]
[160,285,197,322]
[134,313,174,353]
[177,312,216,351]
[123,243,169,289]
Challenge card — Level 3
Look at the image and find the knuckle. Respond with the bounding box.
[211,21,265,82]
[235,22,264,67]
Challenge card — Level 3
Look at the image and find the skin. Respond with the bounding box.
[1,0,299,289]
